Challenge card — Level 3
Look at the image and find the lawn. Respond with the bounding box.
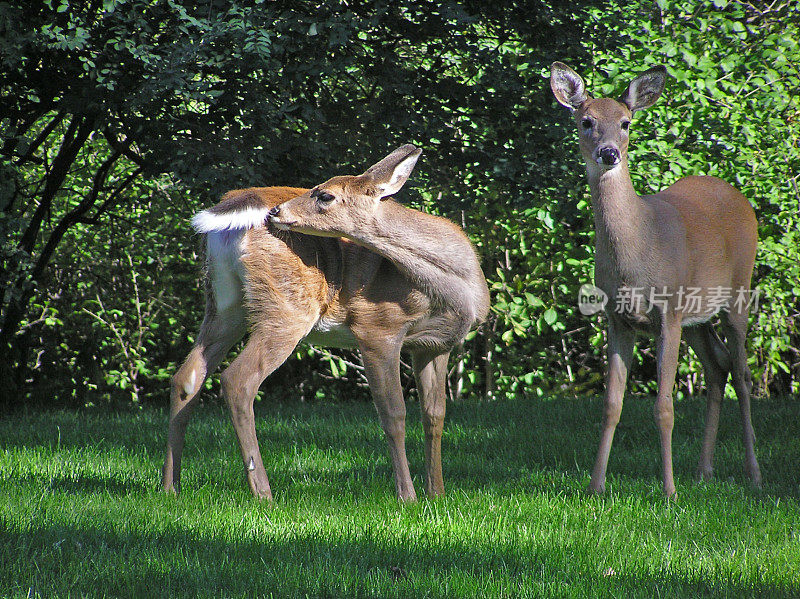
[1,394,799,598]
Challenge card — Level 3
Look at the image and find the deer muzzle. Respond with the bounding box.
[267,205,295,230]
[597,146,621,167]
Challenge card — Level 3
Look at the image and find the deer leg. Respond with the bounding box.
[412,350,450,498]
[683,324,729,482]
[220,326,306,500]
[360,340,416,502]
[721,310,762,486]
[588,316,635,494]
[654,315,683,497]
[162,306,245,494]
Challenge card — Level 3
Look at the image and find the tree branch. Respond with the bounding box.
[14,110,68,167]
[29,149,122,283]
[103,127,150,170]
[18,115,94,255]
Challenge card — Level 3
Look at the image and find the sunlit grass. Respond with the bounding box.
[1,395,799,598]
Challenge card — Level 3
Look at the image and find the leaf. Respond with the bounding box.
[525,292,544,307]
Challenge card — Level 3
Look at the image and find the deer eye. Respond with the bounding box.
[621,120,631,131]
[315,191,335,204]
[581,117,593,130]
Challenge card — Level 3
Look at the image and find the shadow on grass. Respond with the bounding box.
[7,472,148,496]
[2,522,797,599]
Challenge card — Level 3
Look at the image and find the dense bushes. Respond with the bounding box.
[1,0,797,406]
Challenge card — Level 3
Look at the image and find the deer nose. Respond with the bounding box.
[266,205,282,226]
[598,146,620,166]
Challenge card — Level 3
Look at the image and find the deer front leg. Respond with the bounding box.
[589,316,635,494]
[654,314,683,498]
[360,340,416,502]
[412,350,450,498]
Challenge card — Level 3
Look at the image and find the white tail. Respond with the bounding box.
[551,62,761,496]
[162,146,490,501]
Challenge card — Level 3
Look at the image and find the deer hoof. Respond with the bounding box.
[585,480,606,495]
[695,467,714,482]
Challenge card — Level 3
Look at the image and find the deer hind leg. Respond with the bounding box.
[721,309,762,486]
[359,338,416,502]
[220,324,309,500]
[588,316,635,494]
[684,324,730,482]
[162,304,246,494]
[412,349,450,498]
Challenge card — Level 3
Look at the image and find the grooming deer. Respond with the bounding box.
[161,145,490,502]
[550,62,761,497]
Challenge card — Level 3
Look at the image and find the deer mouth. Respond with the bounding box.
[595,158,620,170]
[267,216,296,231]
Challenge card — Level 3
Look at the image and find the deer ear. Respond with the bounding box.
[620,66,667,113]
[550,62,589,111]
[361,144,422,199]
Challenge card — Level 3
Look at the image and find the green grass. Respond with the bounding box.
[2,395,799,598]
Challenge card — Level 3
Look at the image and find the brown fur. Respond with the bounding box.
[217,186,309,211]
[552,62,761,497]
[162,149,490,502]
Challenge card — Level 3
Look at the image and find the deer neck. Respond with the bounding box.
[343,199,487,322]
[586,160,653,281]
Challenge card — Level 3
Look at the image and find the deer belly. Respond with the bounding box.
[303,317,357,349]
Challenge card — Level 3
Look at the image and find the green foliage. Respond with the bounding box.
[482,0,800,399]
[583,0,800,395]
[0,0,798,405]
[14,176,198,405]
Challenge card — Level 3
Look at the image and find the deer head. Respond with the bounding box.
[550,62,667,170]
[268,144,422,238]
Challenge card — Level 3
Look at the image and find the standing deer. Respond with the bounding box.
[161,145,490,502]
[550,62,761,497]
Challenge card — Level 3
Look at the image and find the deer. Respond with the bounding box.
[550,62,762,497]
[161,144,490,502]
